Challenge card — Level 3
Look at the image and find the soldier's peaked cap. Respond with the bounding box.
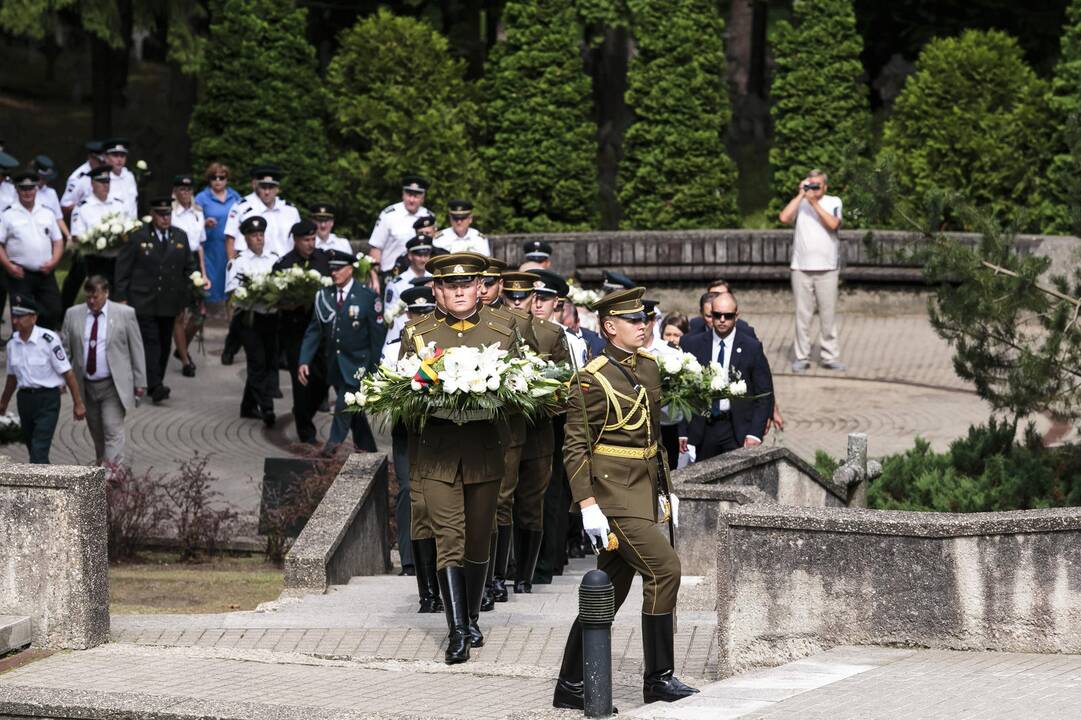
[592,287,647,321]
[501,271,541,297]
[10,295,38,316]
[522,240,552,259]
[89,165,112,182]
[602,270,635,291]
[482,257,508,277]
[428,252,487,279]
[326,249,355,268]
[401,174,429,193]
[448,199,473,217]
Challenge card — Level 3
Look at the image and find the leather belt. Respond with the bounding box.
[593,442,657,460]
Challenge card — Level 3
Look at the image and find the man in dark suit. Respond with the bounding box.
[679,292,773,461]
[114,196,196,404]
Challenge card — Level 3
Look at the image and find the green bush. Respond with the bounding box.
[188,0,332,211]
[325,10,490,235]
[867,419,1081,512]
[767,0,872,220]
[617,0,738,229]
[880,30,1051,232]
[483,0,598,232]
[1043,0,1081,234]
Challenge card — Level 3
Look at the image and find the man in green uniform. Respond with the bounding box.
[399,252,520,664]
[553,288,699,709]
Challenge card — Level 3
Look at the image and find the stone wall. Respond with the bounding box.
[672,445,852,577]
[716,504,1081,676]
[488,229,1079,285]
[284,453,391,594]
[0,464,109,649]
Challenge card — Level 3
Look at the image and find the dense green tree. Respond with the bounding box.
[188,0,332,212]
[768,0,872,219]
[880,30,1051,231]
[1043,0,1081,234]
[616,0,738,229]
[325,9,489,234]
[483,0,598,232]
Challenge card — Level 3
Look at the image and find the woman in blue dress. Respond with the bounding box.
[194,162,242,303]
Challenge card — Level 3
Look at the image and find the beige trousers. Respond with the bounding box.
[84,378,127,464]
[791,269,840,362]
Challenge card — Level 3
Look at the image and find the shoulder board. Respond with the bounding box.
[484,320,512,337]
[584,356,608,374]
[485,304,512,320]
[476,232,487,239]
[409,316,440,334]
[41,332,54,342]
[636,348,656,362]
[78,199,88,206]
[0,205,10,213]
[381,205,396,215]
[434,230,445,239]
[387,338,401,345]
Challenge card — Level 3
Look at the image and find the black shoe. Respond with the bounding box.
[413,539,443,614]
[515,527,543,594]
[262,411,276,428]
[437,567,470,664]
[492,525,512,603]
[642,613,700,703]
[181,363,196,378]
[271,388,283,399]
[151,385,171,404]
[399,565,416,577]
[221,349,234,366]
[552,619,619,713]
[318,399,330,413]
[463,559,488,648]
[241,406,264,420]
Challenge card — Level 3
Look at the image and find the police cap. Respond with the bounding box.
[522,240,552,260]
[602,270,635,291]
[11,171,37,189]
[310,203,335,219]
[448,199,473,218]
[250,164,282,185]
[401,174,429,194]
[0,152,18,171]
[642,298,660,319]
[33,155,56,181]
[406,235,434,253]
[149,196,173,213]
[239,215,268,235]
[532,269,569,298]
[10,295,38,316]
[89,165,112,183]
[401,286,436,312]
[103,137,130,155]
[326,249,355,269]
[291,219,317,237]
[172,174,195,188]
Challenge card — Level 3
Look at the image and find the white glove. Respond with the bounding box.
[658,494,680,528]
[581,504,611,552]
[671,494,679,528]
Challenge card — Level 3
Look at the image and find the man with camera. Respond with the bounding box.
[779,169,846,372]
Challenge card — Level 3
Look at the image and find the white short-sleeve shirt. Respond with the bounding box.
[171,203,206,252]
[368,201,428,272]
[790,195,842,271]
[6,325,72,389]
[0,201,63,271]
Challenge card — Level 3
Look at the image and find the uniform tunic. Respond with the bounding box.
[432,228,490,256]
[369,201,429,272]
[171,202,207,253]
[224,195,301,259]
[564,344,680,614]
[5,325,72,463]
[399,308,519,567]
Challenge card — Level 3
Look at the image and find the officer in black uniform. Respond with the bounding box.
[113,196,196,404]
[274,219,331,444]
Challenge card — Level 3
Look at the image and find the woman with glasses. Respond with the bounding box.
[194,163,241,303]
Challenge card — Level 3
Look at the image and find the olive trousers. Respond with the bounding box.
[603,517,681,615]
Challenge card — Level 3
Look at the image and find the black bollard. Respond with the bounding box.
[579,569,615,718]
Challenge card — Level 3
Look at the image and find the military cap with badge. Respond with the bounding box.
[522,240,552,261]
[11,171,38,190]
[401,286,436,314]
[427,251,487,282]
[89,165,112,183]
[531,269,569,299]
[591,286,648,321]
[500,271,541,299]
[402,174,429,194]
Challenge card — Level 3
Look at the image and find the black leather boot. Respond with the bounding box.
[515,528,544,594]
[413,539,443,613]
[437,566,470,664]
[464,559,488,648]
[481,534,496,612]
[552,619,618,713]
[492,524,512,602]
[642,613,699,703]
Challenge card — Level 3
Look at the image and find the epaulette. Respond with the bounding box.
[484,304,512,321]
[381,205,396,215]
[584,355,608,374]
[434,230,445,239]
[483,319,513,337]
[78,199,88,206]
[477,232,487,240]
[41,332,54,342]
[408,315,440,334]
[0,205,9,213]
[636,348,656,362]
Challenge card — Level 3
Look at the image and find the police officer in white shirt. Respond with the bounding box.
[0,295,86,463]
[311,203,353,255]
[226,215,281,426]
[368,174,429,273]
[100,138,139,218]
[170,174,210,378]
[60,140,106,214]
[223,165,300,260]
[31,156,68,237]
[384,234,433,309]
[433,200,490,256]
[0,171,64,330]
[67,165,129,297]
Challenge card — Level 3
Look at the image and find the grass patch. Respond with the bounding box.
[110,551,282,614]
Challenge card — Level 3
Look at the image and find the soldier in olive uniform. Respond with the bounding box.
[553,288,699,709]
[399,252,519,664]
[499,271,571,595]
[298,250,385,455]
[114,196,197,404]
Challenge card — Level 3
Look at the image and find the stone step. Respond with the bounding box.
[0,617,30,656]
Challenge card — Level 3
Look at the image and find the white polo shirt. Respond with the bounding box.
[63,167,138,218]
[60,161,92,208]
[171,202,207,252]
[791,195,843,271]
[6,325,71,389]
[433,227,490,256]
[368,201,429,271]
[70,194,128,239]
[0,200,63,271]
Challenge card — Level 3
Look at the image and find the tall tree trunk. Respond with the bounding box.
[589,26,632,230]
[91,36,114,137]
[727,0,754,97]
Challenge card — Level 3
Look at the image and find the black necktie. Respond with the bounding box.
[712,340,725,417]
[87,311,101,376]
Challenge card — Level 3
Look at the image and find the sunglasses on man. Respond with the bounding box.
[711,311,737,321]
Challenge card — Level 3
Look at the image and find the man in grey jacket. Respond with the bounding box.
[61,275,146,464]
